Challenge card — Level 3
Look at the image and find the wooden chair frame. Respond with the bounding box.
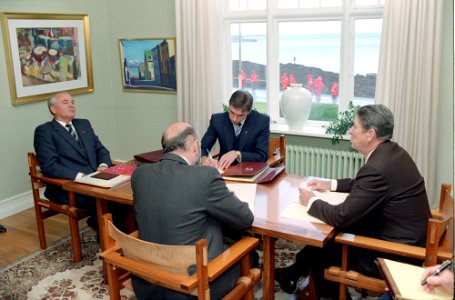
[324,183,454,300]
[100,214,262,300]
[267,134,286,167]
[28,152,87,262]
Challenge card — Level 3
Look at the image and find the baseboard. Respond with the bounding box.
[0,191,33,219]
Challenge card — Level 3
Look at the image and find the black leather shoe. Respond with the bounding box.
[274,267,298,294]
[0,224,6,233]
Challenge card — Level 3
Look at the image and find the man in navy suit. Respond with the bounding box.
[34,92,112,229]
[201,90,270,169]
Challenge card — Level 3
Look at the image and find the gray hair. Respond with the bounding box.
[229,90,254,112]
[161,125,198,153]
[357,104,394,140]
[47,96,57,114]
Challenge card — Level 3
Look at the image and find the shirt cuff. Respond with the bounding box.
[99,163,108,169]
[306,196,320,211]
[331,180,338,191]
[76,172,85,179]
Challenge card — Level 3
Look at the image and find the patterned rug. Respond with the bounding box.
[0,228,304,300]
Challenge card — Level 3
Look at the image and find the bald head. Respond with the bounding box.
[161,122,199,154]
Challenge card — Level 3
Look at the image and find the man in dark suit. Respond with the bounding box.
[201,89,270,169]
[275,104,431,298]
[131,122,254,299]
[34,92,112,229]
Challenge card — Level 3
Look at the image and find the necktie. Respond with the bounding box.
[65,124,78,141]
[235,124,242,137]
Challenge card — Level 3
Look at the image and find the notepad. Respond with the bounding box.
[377,258,453,300]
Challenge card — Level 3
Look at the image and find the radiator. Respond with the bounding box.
[286,145,365,179]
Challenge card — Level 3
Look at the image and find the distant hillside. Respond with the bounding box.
[233,60,376,97]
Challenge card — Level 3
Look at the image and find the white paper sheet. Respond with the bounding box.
[280,190,348,224]
[226,183,257,214]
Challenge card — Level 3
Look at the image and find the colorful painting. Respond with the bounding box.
[119,38,176,93]
[1,13,94,105]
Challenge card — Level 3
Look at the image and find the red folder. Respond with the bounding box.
[221,162,268,177]
[101,164,136,176]
[134,149,164,164]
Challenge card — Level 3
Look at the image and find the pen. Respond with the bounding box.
[419,260,452,287]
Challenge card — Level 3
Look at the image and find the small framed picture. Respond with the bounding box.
[119,38,176,93]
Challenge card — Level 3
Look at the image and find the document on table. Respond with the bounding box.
[226,183,257,213]
[280,190,348,224]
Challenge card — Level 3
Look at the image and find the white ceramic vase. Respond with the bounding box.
[280,83,312,130]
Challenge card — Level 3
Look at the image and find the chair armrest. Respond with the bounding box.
[335,233,427,261]
[33,173,71,186]
[207,236,259,280]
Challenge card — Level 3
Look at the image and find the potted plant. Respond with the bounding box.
[324,101,360,145]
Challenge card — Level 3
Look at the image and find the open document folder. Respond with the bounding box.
[74,171,130,188]
[377,258,453,300]
[280,190,348,224]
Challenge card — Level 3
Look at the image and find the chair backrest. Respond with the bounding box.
[268,134,286,166]
[424,183,453,266]
[102,214,209,297]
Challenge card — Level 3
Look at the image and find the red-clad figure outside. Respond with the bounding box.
[289,74,296,85]
[307,74,313,95]
[281,73,289,91]
[331,82,339,103]
[250,71,258,94]
[239,70,247,88]
[314,76,323,102]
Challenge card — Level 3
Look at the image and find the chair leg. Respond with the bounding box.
[106,263,122,300]
[68,215,82,262]
[34,206,47,250]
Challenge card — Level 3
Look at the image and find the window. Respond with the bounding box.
[223,0,383,133]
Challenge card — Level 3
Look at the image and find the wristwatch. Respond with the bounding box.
[236,151,242,162]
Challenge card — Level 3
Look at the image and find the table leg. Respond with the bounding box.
[263,235,277,300]
[96,197,109,282]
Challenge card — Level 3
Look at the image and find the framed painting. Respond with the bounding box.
[1,13,94,106]
[119,38,176,93]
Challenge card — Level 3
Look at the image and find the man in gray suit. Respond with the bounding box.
[131,122,254,299]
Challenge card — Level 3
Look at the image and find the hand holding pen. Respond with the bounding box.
[420,260,453,295]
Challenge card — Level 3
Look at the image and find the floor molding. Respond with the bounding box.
[0,191,33,219]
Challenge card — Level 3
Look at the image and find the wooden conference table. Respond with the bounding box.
[64,172,336,300]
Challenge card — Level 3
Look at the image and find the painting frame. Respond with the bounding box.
[119,37,176,94]
[1,13,94,106]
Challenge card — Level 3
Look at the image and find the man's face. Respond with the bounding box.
[228,106,249,125]
[50,93,76,123]
[348,116,370,154]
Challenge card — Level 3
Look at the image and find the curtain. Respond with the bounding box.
[375,0,443,206]
[175,0,224,136]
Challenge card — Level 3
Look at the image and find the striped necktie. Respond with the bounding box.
[65,124,78,141]
[235,123,242,137]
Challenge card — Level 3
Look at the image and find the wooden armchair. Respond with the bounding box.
[324,183,454,300]
[267,134,286,167]
[99,214,262,300]
[28,152,87,262]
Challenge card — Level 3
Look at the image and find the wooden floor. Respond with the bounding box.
[0,207,87,268]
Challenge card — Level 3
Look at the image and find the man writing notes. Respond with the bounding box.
[131,122,254,299]
[34,92,113,232]
[200,89,270,169]
[274,104,431,298]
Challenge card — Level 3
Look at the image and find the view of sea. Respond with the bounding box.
[232,33,381,75]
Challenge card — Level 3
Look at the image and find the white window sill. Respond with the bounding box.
[270,121,350,141]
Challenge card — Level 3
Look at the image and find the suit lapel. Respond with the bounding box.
[52,119,88,159]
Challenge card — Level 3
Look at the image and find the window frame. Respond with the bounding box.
[222,0,383,137]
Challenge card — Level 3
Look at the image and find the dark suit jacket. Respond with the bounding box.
[131,153,254,299]
[307,141,431,278]
[201,110,270,162]
[34,118,111,204]
[309,141,431,246]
